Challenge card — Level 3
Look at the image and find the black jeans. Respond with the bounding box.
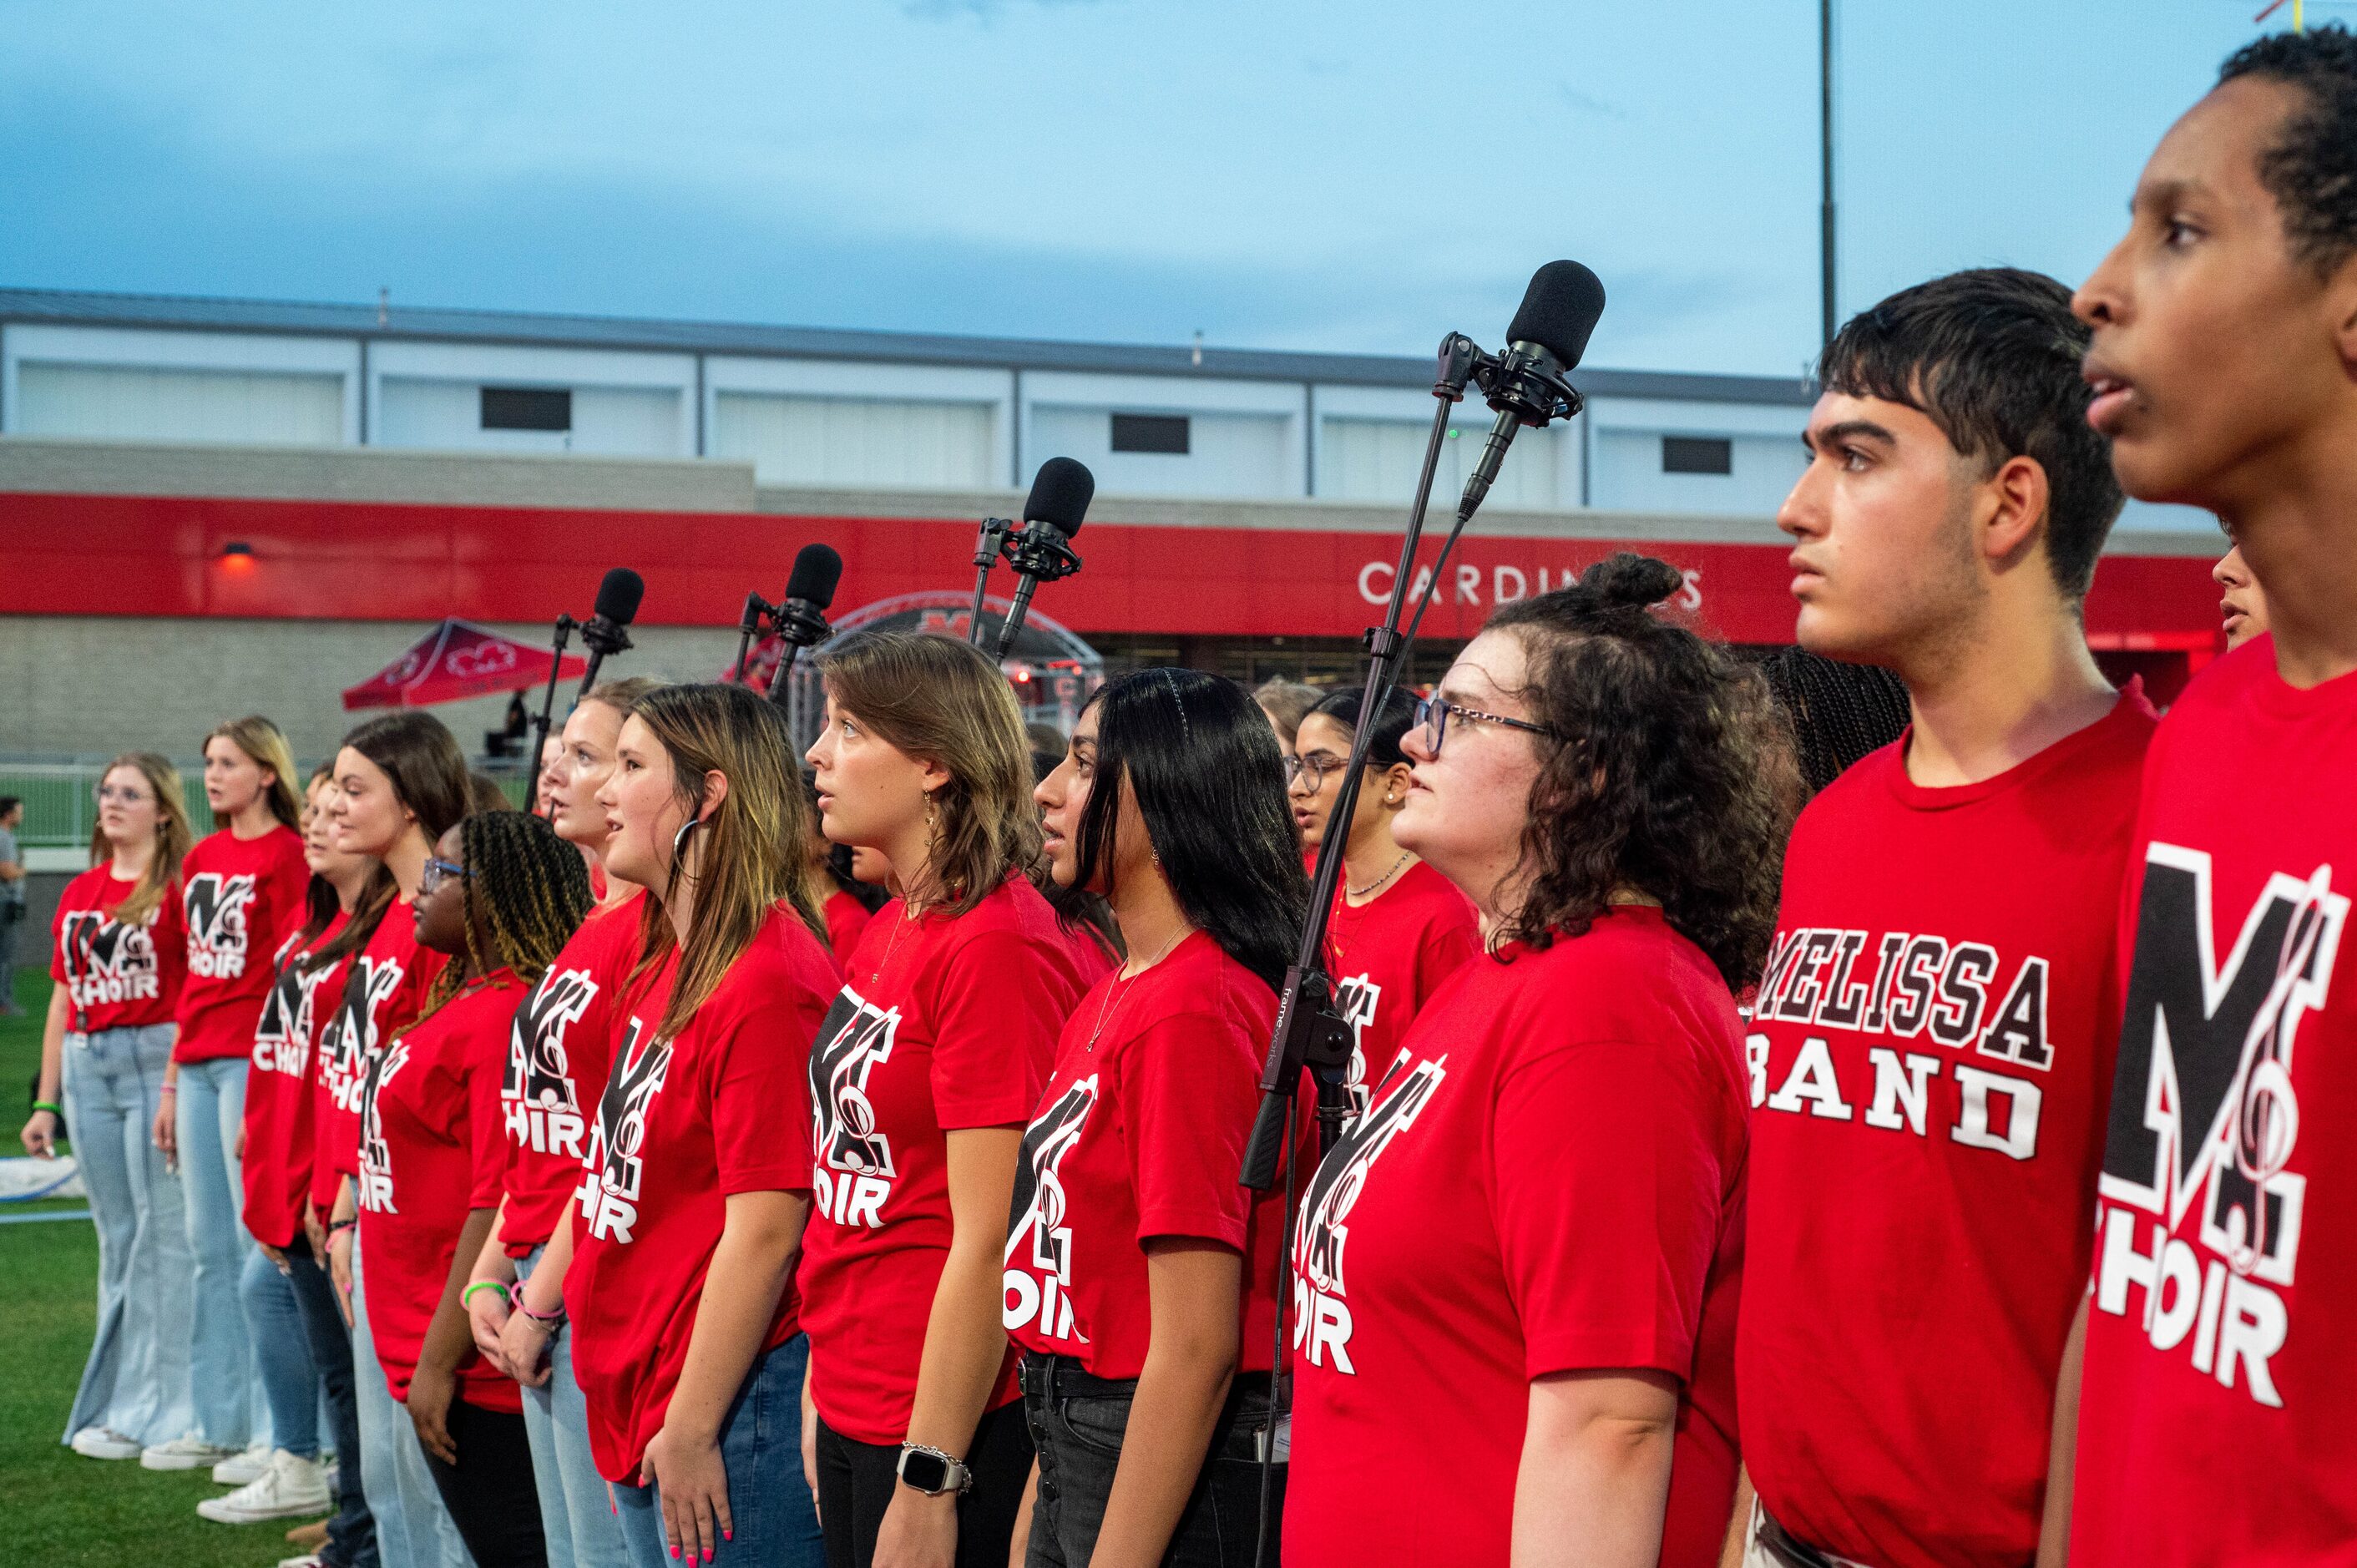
[286,1246,377,1568]
[421,1393,548,1568]
[1018,1354,1283,1568]
[813,1400,1034,1568]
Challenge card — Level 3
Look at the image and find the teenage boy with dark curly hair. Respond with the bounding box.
[1730,268,2156,1568]
[2067,26,2357,1564]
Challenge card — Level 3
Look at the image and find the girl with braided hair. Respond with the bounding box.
[355,809,590,1568]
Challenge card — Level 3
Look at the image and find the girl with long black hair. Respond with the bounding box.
[1009,669,1312,1568]
[797,631,1093,1568]
[1286,686,1479,1120]
[565,682,840,1568]
[1284,555,1790,1568]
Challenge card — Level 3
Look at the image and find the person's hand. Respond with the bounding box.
[407,1360,459,1465]
[235,1125,245,1161]
[498,1309,554,1389]
[802,1399,822,1527]
[152,1099,178,1161]
[20,1108,57,1159]
[640,1422,731,1565]
[468,1285,515,1375]
[328,1226,356,1328]
[302,1201,328,1267]
[259,1241,289,1272]
[873,1485,958,1568]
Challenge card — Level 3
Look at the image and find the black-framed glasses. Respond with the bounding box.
[1284,753,1352,789]
[420,857,470,895]
[1413,695,1556,756]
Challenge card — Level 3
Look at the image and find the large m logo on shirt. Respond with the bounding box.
[2102,844,2346,1284]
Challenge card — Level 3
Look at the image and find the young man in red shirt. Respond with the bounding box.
[1734,268,2153,1568]
[2066,28,2357,1563]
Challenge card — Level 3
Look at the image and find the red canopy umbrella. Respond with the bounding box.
[341,619,585,711]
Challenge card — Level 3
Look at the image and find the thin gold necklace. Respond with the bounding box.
[1085,926,1192,1053]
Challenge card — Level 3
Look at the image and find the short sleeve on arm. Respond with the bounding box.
[466,1004,511,1210]
[927,928,1067,1129]
[1493,1036,1727,1383]
[1416,908,1483,1006]
[1124,1013,1255,1250]
[710,989,817,1196]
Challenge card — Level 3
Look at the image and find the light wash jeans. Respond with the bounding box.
[60,1023,197,1448]
[613,1334,822,1568]
[515,1244,631,1568]
[177,1053,263,1449]
[240,1243,321,1457]
[352,1230,477,1568]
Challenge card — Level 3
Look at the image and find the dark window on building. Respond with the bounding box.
[482,387,572,432]
[1662,435,1732,475]
[1110,412,1190,454]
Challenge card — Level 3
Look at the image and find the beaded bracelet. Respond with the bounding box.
[508,1282,566,1327]
[326,1217,357,1235]
[462,1280,509,1311]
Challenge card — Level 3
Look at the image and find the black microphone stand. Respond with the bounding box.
[527,614,579,821]
[992,525,1083,660]
[731,592,769,686]
[765,597,833,707]
[967,517,1015,649]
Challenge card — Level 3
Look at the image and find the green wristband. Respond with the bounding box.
[462,1280,509,1310]
[32,1100,63,1117]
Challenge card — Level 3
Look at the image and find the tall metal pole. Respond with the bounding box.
[1820,0,1838,348]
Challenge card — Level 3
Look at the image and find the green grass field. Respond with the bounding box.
[2,972,331,1568]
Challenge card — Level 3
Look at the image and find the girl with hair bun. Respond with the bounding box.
[798,631,1094,1568]
[143,714,311,1475]
[566,682,839,1568]
[1287,685,1479,1120]
[358,807,591,1568]
[1285,554,1791,1568]
[1010,668,1312,1568]
[28,753,195,1462]
[315,709,473,1568]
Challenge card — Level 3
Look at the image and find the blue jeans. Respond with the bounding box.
[613,1334,822,1568]
[517,1245,633,1568]
[287,1246,379,1568]
[241,1243,321,1457]
[177,1054,261,1448]
[352,1230,476,1568]
[60,1024,197,1448]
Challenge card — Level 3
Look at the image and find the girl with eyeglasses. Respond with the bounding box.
[465,675,666,1568]
[314,711,474,1568]
[1286,686,1479,1121]
[355,809,590,1568]
[139,716,311,1478]
[797,631,1095,1568]
[564,682,840,1568]
[1285,554,1792,1568]
[1010,668,1312,1568]
[28,754,196,1463]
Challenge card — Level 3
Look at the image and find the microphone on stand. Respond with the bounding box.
[574,568,645,700]
[992,458,1095,659]
[765,544,845,704]
[1458,260,1606,520]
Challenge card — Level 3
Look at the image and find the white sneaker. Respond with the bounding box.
[276,1557,326,1568]
[141,1431,242,1471]
[69,1425,142,1460]
[196,1449,334,1524]
[213,1439,274,1485]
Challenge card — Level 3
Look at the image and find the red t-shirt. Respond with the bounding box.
[174,825,311,1063]
[1323,859,1480,1119]
[313,900,448,1199]
[2074,640,2357,1565]
[824,888,872,965]
[51,866,186,1033]
[242,915,350,1250]
[499,893,646,1257]
[357,972,523,1412]
[797,877,1091,1444]
[1004,932,1307,1377]
[1285,908,1748,1568]
[1739,690,2155,1568]
[567,908,838,1482]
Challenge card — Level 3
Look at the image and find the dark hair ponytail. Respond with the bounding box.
[1075,669,1307,993]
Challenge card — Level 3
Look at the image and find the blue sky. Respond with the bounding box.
[0,0,2290,377]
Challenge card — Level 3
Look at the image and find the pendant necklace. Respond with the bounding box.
[1084,926,1193,1054]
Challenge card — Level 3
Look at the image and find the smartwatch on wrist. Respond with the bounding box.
[895,1443,973,1497]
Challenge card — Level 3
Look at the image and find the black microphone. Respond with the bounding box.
[574,568,645,698]
[765,544,845,703]
[1459,260,1606,519]
[993,458,1094,659]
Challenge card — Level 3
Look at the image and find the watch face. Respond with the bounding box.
[900,1449,951,1494]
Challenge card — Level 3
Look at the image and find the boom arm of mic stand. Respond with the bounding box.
[527,615,578,820]
[1240,345,1473,1190]
[969,518,1012,647]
